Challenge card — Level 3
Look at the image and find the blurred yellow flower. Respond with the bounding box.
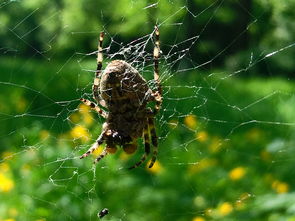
[192,217,205,221]
[0,163,10,173]
[217,202,233,216]
[92,145,104,157]
[245,128,263,142]
[69,112,80,124]
[208,137,222,153]
[79,103,90,114]
[83,112,93,126]
[272,180,289,194]
[8,208,18,217]
[1,151,14,160]
[70,125,90,142]
[4,219,16,221]
[147,161,163,174]
[39,130,50,140]
[188,158,217,174]
[196,131,208,142]
[184,114,197,129]
[0,173,14,192]
[229,167,246,181]
[71,103,94,126]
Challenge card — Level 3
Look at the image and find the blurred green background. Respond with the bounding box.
[1,0,295,220]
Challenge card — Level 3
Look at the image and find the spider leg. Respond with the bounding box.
[80,98,108,118]
[94,144,117,164]
[128,120,150,169]
[148,117,158,168]
[93,148,108,164]
[152,25,163,115]
[92,31,106,107]
[80,133,105,159]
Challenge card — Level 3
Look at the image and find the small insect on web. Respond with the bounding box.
[79,26,162,169]
[98,208,109,219]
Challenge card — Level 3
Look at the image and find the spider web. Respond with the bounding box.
[1,0,295,220]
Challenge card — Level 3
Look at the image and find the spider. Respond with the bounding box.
[79,26,162,169]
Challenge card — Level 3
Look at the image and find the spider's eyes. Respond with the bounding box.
[112,131,121,139]
[123,143,137,154]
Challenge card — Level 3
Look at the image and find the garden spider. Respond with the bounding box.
[79,26,162,169]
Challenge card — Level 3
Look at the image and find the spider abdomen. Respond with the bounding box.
[99,60,152,138]
[100,60,151,111]
[108,112,146,138]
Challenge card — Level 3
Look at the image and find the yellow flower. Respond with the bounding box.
[79,103,90,114]
[8,208,18,217]
[184,115,197,129]
[147,161,163,174]
[0,173,14,192]
[192,217,205,221]
[0,163,10,173]
[229,167,246,181]
[92,145,104,157]
[1,152,14,160]
[4,219,16,221]
[70,125,90,142]
[276,183,289,193]
[69,112,81,124]
[272,180,289,194]
[188,158,217,174]
[82,112,93,126]
[217,202,233,216]
[196,131,208,142]
[208,137,222,153]
[71,103,94,126]
[245,128,263,142]
[39,130,50,140]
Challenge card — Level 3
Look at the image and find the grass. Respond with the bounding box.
[0,57,295,220]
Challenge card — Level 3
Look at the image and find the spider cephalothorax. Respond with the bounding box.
[79,26,162,169]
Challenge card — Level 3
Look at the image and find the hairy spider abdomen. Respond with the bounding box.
[100,60,151,110]
[100,60,152,138]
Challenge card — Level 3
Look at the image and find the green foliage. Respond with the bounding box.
[1,0,294,76]
[0,58,295,220]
